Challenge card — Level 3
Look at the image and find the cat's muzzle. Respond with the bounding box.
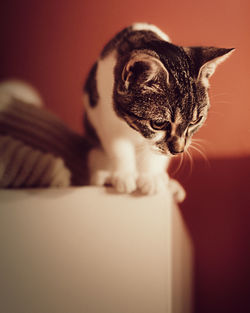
[167,136,185,155]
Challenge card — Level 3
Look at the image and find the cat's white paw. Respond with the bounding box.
[137,173,169,195]
[111,171,137,194]
[168,179,186,203]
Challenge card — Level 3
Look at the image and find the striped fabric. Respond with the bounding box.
[0,97,91,187]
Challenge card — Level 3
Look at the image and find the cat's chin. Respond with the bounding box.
[151,146,172,156]
[152,143,185,156]
[169,151,185,157]
[154,149,175,158]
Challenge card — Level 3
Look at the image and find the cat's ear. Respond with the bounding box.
[184,46,234,83]
[122,53,169,89]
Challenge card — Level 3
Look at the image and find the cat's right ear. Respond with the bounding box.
[184,46,234,85]
[122,53,169,89]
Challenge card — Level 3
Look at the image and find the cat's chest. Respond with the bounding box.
[87,99,144,145]
[86,51,145,145]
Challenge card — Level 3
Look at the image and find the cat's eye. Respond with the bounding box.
[189,116,203,127]
[150,120,169,130]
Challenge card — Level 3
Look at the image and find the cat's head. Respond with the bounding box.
[114,42,234,155]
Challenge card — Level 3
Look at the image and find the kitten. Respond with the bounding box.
[83,23,233,197]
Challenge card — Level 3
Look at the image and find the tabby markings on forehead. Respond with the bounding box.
[171,109,183,136]
[141,83,163,94]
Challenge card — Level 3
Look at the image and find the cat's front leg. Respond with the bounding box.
[106,138,138,194]
[137,149,170,195]
[88,147,111,186]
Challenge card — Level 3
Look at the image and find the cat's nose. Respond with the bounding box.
[168,137,185,155]
[169,145,184,155]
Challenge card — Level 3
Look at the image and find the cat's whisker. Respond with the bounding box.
[192,138,212,156]
[212,101,233,105]
[185,149,194,177]
[171,153,184,175]
[209,110,225,117]
[192,138,208,145]
[191,142,207,152]
[210,92,229,99]
[210,93,232,106]
[189,144,209,164]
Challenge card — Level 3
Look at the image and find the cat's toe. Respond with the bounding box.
[137,173,168,195]
[111,171,137,194]
[168,179,186,202]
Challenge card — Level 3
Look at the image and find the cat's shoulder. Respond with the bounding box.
[101,23,170,58]
[131,23,170,42]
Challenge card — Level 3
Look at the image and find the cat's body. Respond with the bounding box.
[83,23,233,196]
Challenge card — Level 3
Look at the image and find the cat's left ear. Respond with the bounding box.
[184,46,235,83]
[122,52,169,89]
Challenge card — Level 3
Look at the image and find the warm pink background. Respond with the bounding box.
[1,1,250,312]
[1,0,250,157]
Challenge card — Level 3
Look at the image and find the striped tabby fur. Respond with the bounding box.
[83,23,233,195]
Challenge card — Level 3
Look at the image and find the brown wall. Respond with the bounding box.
[1,1,250,312]
[1,0,250,157]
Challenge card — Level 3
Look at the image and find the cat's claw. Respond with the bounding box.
[137,173,169,195]
[168,179,186,203]
[111,171,137,194]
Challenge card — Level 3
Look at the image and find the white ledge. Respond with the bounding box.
[0,187,193,313]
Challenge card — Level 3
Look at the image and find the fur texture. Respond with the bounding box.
[83,23,233,196]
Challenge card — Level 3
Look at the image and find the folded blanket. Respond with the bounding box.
[0,80,92,188]
[0,135,72,187]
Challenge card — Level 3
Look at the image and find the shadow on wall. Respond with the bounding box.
[169,157,250,313]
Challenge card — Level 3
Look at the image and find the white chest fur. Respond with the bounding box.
[85,51,144,147]
[84,27,183,197]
